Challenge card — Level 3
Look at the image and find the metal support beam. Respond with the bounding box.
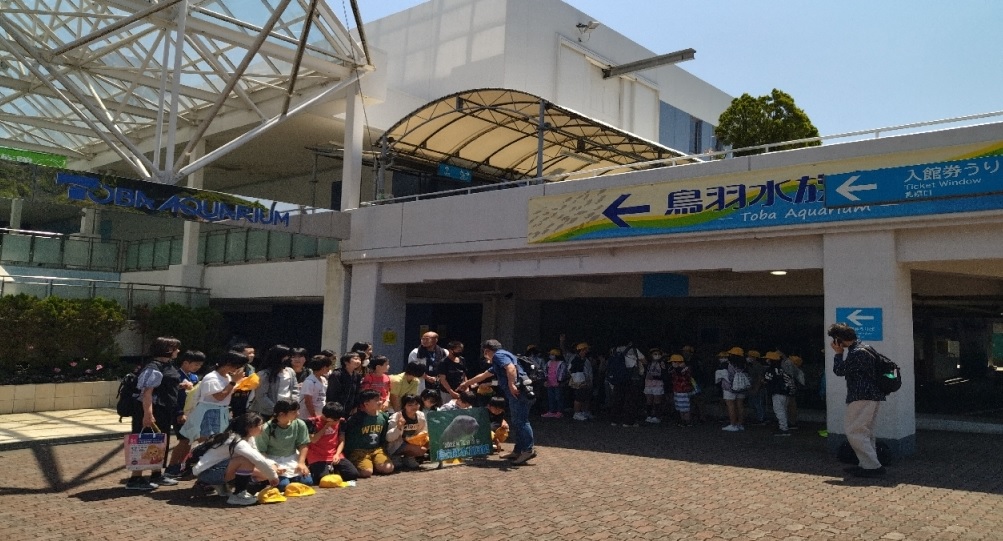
[173,70,364,182]
[282,0,319,117]
[49,0,186,57]
[0,18,152,176]
[164,0,190,181]
[174,0,294,173]
[602,48,695,79]
[536,100,547,179]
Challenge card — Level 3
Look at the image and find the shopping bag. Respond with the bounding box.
[124,426,167,471]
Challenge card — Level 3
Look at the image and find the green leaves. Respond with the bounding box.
[716,89,821,157]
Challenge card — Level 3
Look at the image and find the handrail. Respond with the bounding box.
[366,110,1003,205]
[0,273,209,293]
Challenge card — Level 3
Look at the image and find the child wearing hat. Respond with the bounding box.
[542,348,567,418]
[667,354,694,426]
[763,351,796,436]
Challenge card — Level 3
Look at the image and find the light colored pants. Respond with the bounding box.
[845,400,882,469]
[772,394,789,431]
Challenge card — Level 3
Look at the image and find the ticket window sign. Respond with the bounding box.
[836,307,883,341]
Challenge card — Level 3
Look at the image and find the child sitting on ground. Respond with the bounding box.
[255,399,312,489]
[385,394,429,470]
[439,390,476,411]
[343,389,394,478]
[305,401,359,483]
[420,388,441,412]
[191,412,279,506]
[486,395,510,454]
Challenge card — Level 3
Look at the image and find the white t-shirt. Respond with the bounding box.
[192,435,278,483]
[198,371,232,406]
[299,373,327,418]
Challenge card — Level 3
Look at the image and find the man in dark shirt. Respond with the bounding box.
[829,322,887,478]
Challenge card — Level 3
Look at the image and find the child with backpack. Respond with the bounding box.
[190,412,279,505]
[764,351,797,436]
[716,347,749,432]
[643,348,667,424]
[164,350,205,478]
[180,351,250,442]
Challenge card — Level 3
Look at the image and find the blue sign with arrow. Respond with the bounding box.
[826,157,1003,208]
[602,194,650,228]
[836,307,883,341]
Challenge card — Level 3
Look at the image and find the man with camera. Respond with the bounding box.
[828,322,887,478]
[459,339,536,465]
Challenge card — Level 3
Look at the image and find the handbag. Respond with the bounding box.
[569,371,587,388]
[124,424,167,471]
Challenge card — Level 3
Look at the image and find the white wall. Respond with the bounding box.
[203,259,327,299]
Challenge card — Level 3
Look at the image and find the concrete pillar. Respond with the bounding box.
[322,254,350,355]
[346,262,407,370]
[170,139,205,288]
[340,91,363,211]
[78,208,100,237]
[9,199,23,229]
[823,231,915,455]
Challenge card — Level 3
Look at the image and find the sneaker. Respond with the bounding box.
[510,450,537,465]
[573,412,588,421]
[722,425,740,432]
[151,475,178,487]
[213,484,231,497]
[737,425,745,431]
[500,451,519,459]
[622,423,639,428]
[650,417,661,424]
[125,477,157,491]
[851,466,886,478]
[552,412,563,419]
[403,456,420,470]
[227,490,256,506]
[541,412,554,418]
[610,422,619,426]
[773,430,792,437]
[163,465,182,478]
[644,416,654,423]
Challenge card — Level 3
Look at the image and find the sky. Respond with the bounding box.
[352,0,1003,138]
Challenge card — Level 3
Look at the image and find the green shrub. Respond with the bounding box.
[134,303,228,360]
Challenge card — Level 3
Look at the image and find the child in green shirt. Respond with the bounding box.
[343,390,394,478]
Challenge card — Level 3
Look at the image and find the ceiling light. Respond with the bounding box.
[770,270,787,276]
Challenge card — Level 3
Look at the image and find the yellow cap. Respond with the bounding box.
[790,355,803,366]
[764,351,782,361]
[727,346,744,356]
[319,474,350,488]
[549,348,562,356]
[234,372,260,392]
[283,482,316,497]
[668,354,685,363]
[747,350,761,358]
[575,342,590,351]
[256,486,287,503]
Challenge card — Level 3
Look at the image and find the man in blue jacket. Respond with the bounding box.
[460,339,536,465]
[829,323,887,478]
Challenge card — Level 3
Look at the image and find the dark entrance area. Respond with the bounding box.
[219,303,324,356]
[403,303,483,369]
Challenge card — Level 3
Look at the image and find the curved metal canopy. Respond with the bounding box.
[381,88,697,183]
[0,0,371,184]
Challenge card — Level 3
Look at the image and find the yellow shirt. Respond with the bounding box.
[389,373,419,398]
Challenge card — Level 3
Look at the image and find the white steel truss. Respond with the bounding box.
[0,0,372,183]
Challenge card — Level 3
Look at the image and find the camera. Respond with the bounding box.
[517,376,536,401]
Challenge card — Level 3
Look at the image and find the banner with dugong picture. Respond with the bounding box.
[426,407,492,461]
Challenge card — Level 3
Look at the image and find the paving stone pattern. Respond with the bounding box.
[1,419,1002,540]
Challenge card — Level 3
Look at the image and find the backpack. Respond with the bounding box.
[515,355,543,383]
[730,369,752,393]
[115,371,139,420]
[863,346,902,394]
[182,437,221,474]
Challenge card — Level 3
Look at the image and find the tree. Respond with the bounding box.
[715,89,820,156]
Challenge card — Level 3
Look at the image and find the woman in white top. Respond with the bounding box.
[180,351,249,441]
[249,345,298,419]
[192,412,279,506]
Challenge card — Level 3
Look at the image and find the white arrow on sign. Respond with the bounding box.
[835,174,878,202]
[846,309,874,327]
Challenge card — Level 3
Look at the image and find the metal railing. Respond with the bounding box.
[0,227,339,274]
[366,110,1003,206]
[0,274,210,315]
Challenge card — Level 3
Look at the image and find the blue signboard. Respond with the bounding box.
[437,163,472,182]
[825,157,1003,208]
[836,307,883,341]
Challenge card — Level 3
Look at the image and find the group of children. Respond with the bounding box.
[148,344,512,506]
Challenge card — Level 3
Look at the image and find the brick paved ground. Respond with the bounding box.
[1,418,1002,541]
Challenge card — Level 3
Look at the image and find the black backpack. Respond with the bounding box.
[115,371,139,420]
[863,346,902,394]
[515,355,543,383]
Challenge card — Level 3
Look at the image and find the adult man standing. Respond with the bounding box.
[828,322,887,478]
[408,331,448,393]
[460,339,536,465]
